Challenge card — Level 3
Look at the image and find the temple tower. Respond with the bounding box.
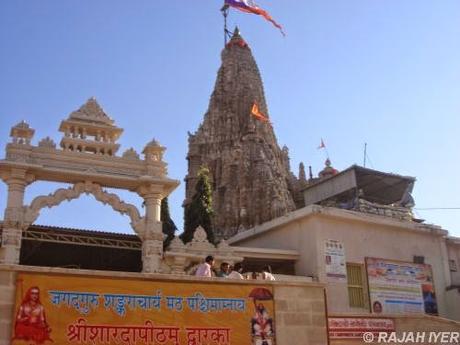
[185,29,302,239]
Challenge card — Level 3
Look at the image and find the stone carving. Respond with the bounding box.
[217,239,232,254]
[142,239,164,273]
[146,138,160,147]
[13,121,31,129]
[23,182,144,236]
[122,148,140,160]
[143,139,165,162]
[185,29,304,239]
[192,225,207,242]
[3,207,25,229]
[85,167,98,173]
[59,98,123,155]
[38,137,56,149]
[168,236,186,253]
[10,121,34,144]
[69,97,115,126]
[0,228,22,264]
[142,139,167,177]
[185,226,216,252]
[5,153,28,162]
[1,228,22,246]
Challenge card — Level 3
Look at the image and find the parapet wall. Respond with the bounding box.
[275,285,328,344]
[0,265,328,345]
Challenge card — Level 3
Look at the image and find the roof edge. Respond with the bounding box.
[301,164,416,192]
[228,205,448,245]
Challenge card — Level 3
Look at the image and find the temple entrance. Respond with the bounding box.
[19,190,143,271]
[0,98,179,272]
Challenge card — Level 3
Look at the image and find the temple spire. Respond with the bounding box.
[232,26,240,38]
[185,34,301,239]
[299,162,306,181]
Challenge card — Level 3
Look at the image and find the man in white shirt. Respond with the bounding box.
[195,255,215,277]
[228,262,245,279]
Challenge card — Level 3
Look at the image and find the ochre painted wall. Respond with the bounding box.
[0,265,328,345]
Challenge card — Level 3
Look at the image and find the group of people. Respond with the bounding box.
[195,255,276,281]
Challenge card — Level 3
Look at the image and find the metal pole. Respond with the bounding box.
[221,4,230,46]
[364,142,367,167]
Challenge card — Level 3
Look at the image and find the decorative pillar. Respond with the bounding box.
[1,169,33,264]
[137,184,164,273]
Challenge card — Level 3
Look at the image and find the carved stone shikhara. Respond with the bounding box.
[185,29,306,240]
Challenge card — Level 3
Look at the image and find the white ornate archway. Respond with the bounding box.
[0,98,180,272]
[23,182,145,237]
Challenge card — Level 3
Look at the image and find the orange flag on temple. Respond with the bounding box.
[251,102,269,122]
[317,138,326,149]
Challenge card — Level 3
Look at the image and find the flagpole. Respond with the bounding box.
[318,138,330,160]
[325,147,330,160]
[363,142,367,167]
[221,4,230,46]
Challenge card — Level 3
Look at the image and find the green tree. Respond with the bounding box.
[161,197,177,249]
[182,166,215,244]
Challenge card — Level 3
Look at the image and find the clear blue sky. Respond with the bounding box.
[1,1,459,237]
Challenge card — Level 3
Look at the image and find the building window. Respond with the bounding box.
[449,259,458,272]
[347,263,368,308]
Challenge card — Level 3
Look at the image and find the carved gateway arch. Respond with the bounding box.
[23,182,145,237]
[1,98,240,273]
[0,98,180,272]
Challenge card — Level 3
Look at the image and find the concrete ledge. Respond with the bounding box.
[0,264,325,288]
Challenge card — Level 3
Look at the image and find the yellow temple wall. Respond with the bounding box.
[0,264,328,345]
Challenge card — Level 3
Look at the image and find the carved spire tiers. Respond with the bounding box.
[185,28,301,240]
[58,98,123,156]
[142,138,168,178]
[143,138,164,161]
[10,121,35,145]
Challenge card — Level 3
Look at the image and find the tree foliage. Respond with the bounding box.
[161,197,177,248]
[182,166,215,244]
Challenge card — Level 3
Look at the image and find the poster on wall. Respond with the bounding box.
[325,239,347,282]
[366,257,438,316]
[11,273,276,345]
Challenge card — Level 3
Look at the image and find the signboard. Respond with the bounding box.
[328,317,395,339]
[11,273,276,345]
[366,257,438,315]
[325,239,347,282]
